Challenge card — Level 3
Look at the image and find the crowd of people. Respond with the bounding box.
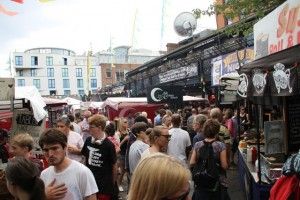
[0,104,251,200]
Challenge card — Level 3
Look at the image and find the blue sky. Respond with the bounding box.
[0,0,216,76]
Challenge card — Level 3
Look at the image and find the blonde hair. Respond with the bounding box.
[10,133,34,151]
[117,117,128,133]
[128,153,190,200]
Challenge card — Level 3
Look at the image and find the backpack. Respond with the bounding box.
[192,141,220,191]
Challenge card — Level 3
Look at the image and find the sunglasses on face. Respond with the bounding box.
[160,134,171,140]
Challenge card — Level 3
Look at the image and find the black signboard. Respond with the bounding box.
[147,86,183,106]
[286,95,300,152]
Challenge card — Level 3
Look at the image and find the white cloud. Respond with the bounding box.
[0,0,216,70]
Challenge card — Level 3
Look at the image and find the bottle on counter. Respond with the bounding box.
[247,147,252,162]
[252,146,257,164]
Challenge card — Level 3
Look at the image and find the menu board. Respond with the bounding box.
[264,120,285,155]
[286,95,300,152]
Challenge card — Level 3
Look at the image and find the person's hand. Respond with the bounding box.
[67,145,78,153]
[46,178,67,200]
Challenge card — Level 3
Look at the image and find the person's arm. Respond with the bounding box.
[220,149,229,170]
[84,194,97,200]
[189,149,197,168]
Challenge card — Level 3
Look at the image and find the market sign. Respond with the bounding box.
[211,48,254,86]
[147,85,183,105]
[0,78,14,101]
[159,63,198,84]
[254,0,300,59]
[11,109,46,152]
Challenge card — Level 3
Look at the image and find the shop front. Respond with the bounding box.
[237,0,300,199]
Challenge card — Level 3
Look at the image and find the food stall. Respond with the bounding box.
[236,0,300,199]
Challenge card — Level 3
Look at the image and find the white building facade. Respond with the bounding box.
[13,47,160,96]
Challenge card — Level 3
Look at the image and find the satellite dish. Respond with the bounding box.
[174,12,197,37]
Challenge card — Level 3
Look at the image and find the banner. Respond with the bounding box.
[159,63,198,84]
[254,0,300,59]
[211,47,254,86]
[147,86,183,105]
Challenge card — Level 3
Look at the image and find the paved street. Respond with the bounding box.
[119,161,245,199]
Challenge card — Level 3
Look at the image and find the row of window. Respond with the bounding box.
[15,56,67,66]
[18,68,97,77]
[17,79,98,88]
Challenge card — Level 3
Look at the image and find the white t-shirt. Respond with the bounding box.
[141,148,151,159]
[167,127,191,166]
[67,131,84,162]
[41,160,98,200]
[129,140,149,174]
[72,122,81,135]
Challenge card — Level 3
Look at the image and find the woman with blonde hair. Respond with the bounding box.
[128,153,191,200]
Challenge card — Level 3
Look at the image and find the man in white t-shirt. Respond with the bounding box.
[128,122,149,174]
[39,128,98,200]
[167,114,192,167]
[57,116,84,163]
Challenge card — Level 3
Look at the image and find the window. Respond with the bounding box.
[76,68,82,77]
[33,79,41,89]
[63,58,67,65]
[31,56,38,66]
[106,68,112,78]
[77,79,84,88]
[116,70,124,82]
[30,69,37,77]
[18,70,23,77]
[91,79,97,88]
[63,79,70,88]
[48,79,55,89]
[17,79,25,86]
[64,90,71,96]
[90,68,96,77]
[62,68,68,77]
[46,56,53,66]
[47,68,54,77]
[78,89,85,96]
[15,56,23,66]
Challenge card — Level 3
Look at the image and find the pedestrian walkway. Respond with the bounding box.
[228,164,245,199]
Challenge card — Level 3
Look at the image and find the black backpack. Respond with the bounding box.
[192,141,220,191]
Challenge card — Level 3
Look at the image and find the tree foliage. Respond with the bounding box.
[192,0,286,36]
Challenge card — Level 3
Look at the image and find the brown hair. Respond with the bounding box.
[171,114,181,127]
[203,119,220,138]
[39,128,67,149]
[88,114,107,130]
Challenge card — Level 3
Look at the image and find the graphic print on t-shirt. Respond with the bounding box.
[87,146,103,167]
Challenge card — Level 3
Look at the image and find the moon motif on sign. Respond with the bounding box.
[151,88,163,102]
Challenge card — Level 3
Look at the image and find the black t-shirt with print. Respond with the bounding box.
[81,137,117,195]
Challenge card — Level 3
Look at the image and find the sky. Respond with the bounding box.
[0,0,216,77]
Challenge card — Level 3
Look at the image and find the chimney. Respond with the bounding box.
[166,43,179,52]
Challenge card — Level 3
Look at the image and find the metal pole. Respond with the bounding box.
[255,103,262,184]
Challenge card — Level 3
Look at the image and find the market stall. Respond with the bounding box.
[236,0,300,199]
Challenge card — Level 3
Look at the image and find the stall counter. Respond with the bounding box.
[238,148,273,200]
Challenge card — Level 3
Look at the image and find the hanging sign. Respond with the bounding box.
[211,56,222,86]
[254,0,300,59]
[0,78,15,101]
[147,85,183,105]
[252,70,267,96]
[237,73,249,98]
[272,63,293,94]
